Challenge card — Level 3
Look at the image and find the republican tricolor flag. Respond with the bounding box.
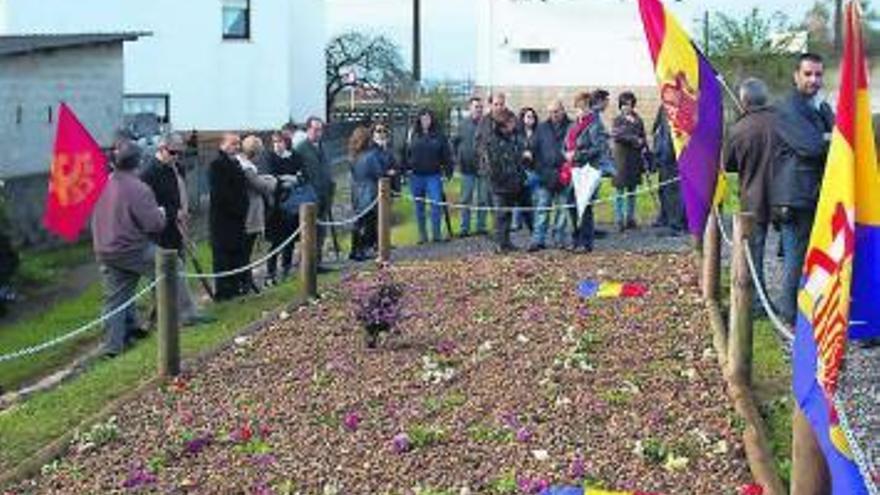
[42,103,109,242]
[637,0,725,238]
[792,2,880,494]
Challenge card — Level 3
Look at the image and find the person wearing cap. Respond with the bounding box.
[141,133,212,326]
[92,140,166,357]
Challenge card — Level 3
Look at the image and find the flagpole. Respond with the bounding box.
[715,74,746,114]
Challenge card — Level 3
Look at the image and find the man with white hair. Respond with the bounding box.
[725,78,777,312]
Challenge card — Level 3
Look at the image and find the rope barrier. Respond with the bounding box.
[0,278,160,364]
[180,226,302,280]
[715,208,734,246]
[393,176,681,213]
[316,196,380,227]
[743,243,795,344]
[834,396,880,495]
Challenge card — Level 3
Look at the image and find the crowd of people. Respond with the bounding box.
[84,50,839,357]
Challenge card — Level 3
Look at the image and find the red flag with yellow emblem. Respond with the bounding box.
[42,103,109,242]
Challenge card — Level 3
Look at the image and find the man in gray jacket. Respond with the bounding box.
[92,141,166,357]
[455,96,490,236]
[295,117,335,265]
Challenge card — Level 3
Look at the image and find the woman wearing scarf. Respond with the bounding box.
[561,91,601,252]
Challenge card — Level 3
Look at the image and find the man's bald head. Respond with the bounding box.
[547,99,566,124]
[220,133,241,155]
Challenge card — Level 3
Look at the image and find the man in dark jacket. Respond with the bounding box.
[771,53,834,325]
[724,78,777,310]
[455,96,489,237]
[484,109,526,252]
[295,117,335,264]
[652,106,686,235]
[528,99,571,251]
[209,133,249,300]
[141,133,209,324]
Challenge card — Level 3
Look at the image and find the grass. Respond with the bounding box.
[752,317,793,488]
[12,242,93,288]
[0,273,340,472]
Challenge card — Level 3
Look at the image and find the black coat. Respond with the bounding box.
[771,90,834,210]
[534,117,570,191]
[209,151,249,248]
[407,131,451,176]
[140,156,183,250]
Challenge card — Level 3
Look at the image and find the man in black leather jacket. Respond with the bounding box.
[771,52,834,325]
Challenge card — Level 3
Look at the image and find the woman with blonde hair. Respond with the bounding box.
[348,126,386,261]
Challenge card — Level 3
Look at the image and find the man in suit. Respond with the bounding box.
[209,133,249,300]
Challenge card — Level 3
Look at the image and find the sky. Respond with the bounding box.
[326,0,816,80]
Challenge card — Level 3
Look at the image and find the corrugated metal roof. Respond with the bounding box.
[0,32,147,57]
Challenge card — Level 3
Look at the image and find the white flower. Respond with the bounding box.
[713,440,729,455]
[279,310,290,320]
[531,449,550,461]
[663,454,690,471]
[516,334,530,344]
[234,336,250,346]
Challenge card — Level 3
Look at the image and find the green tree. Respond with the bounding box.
[706,8,795,100]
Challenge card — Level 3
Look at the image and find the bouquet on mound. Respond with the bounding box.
[350,267,406,348]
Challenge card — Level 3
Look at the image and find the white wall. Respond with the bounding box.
[0,0,326,130]
[476,0,656,89]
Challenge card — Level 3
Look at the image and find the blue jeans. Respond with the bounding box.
[410,173,444,242]
[780,209,814,325]
[531,186,553,245]
[460,173,489,234]
[99,244,155,355]
[615,186,636,225]
[552,186,575,246]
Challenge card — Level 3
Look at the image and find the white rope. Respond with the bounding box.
[743,242,795,344]
[317,196,380,227]
[395,176,681,213]
[834,396,880,495]
[0,278,160,363]
[180,225,303,280]
[716,207,734,246]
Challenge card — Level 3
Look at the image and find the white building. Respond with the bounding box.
[0,0,327,131]
[476,0,658,112]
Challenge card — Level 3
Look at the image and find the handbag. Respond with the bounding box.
[279,183,318,220]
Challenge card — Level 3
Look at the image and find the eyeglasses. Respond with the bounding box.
[374,128,388,135]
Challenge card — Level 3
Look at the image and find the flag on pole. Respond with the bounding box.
[793,2,878,493]
[638,0,724,237]
[42,103,109,242]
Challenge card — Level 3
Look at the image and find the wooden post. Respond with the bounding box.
[728,212,755,386]
[300,202,318,299]
[702,209,721,301]
[156,248,180,378]
[378,178,392,263]
[791,406,831,495]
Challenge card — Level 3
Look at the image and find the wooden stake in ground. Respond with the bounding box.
[702,208,721,301]
[728,212,755,387]
[300,202,318,299]
[791,406,831,495]
[156,248,180,378]
[378,177,392,263]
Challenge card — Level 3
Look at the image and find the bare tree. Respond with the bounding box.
[325,32,409,114]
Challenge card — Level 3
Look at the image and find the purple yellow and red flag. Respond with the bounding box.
[792,2,879,494]
[638,0,724,238]
[42,103,109,242]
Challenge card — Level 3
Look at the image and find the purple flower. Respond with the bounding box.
[515,426,533,443]
[391,433,411,453]
[435,339,456,356]
[499,411,519,429]
[516,476,549,494]
[569,452,585,480]
[183,433,212,456]
[252,454,277,467]
[343,411,361,432]
[122,466,157,489]
[252,481,275,495]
